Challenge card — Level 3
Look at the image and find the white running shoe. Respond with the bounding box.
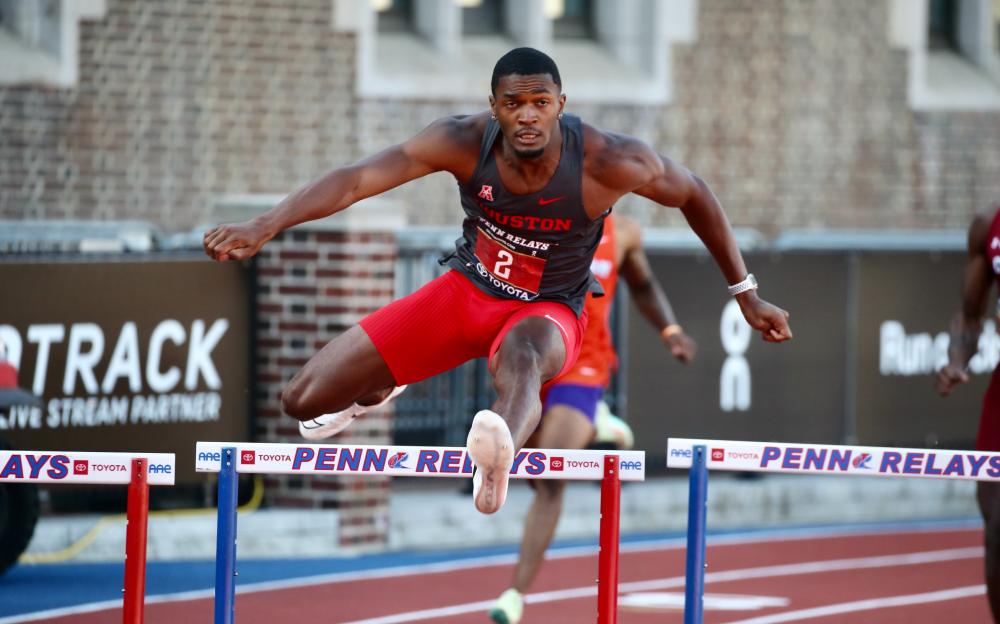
[488,588,524,624]
[594,400,635,450]
[298,385,407,440]
[466,409,515,514]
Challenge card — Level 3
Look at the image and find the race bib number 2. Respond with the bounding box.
[475,229,546,294]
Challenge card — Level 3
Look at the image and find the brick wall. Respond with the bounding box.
[2,0,997,232]
[254,223,397,547]
[663,0,1000,232]
[0,0,357,226]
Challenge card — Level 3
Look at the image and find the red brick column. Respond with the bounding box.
[250,201,403,547]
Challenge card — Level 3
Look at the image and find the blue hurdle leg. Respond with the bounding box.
[684,445,708,624]
[215,447,239,624]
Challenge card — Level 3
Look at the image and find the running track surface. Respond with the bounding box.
[0,521,989,623]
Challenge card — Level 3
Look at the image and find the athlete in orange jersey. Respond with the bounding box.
[489,214,696,624]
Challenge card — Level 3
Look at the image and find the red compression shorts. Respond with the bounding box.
[359,270,586,386]
[977,366,1000,452]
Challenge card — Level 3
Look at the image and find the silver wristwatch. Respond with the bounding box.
[727,273,758,296]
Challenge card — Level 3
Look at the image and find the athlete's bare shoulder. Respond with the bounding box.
[581,123,663,194]
[436,112,489,145]
[412,113,489,181]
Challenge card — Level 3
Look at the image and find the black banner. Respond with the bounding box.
[626,250,985,465]
[0,257,252,483]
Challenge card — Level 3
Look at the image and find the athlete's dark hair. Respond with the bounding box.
[491,47,562,94]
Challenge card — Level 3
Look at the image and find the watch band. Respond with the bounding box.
[727,273,758,296]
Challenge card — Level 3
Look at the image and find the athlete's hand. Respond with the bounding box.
[203,220,271,262]
[664,332,697,363]
[736,291,792,343]
[935,363,970,397]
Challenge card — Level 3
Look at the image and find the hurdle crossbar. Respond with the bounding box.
[0,449,175,624]
[196,441,646,624]
[667,437,1000,624]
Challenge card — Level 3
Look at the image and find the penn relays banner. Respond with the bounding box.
[0,449,175,485]
[196,442,645,481]
[667,437,1000,481]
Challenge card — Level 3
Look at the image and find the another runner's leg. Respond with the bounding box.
[512,402,594,590]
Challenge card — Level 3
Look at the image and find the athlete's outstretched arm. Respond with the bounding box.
[937,213,994,396]
[600,135,791,342]
[204,117,467,262]
[616,217,696,362]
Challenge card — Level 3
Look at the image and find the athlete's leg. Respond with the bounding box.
[470,305,585,515]
[512,402,595,592]
[281,325,396,421]
[979,481,1000,621]
[284,270,487,426]
[490,316,567,446]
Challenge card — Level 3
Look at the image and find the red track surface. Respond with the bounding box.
[43,527,989,624]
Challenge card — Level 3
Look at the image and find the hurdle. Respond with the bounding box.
[195,441,646,624]
[0,449,175,624]
[667,437,1000,624]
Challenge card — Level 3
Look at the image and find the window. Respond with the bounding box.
[335,0,697,104]
[889,0,1000,109]
[375,0,414,33]
[0,0,61,57]
[927,0,957,49]
[0,0,105,87]
[461,0,502,36]
[994,0,999,53]
[552,0,593,40]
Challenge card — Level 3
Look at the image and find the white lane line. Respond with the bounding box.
[0,523,980,624]
[620,592,789,611]
[724,584,985,624]
[340,546,982,624]
[0,589,222,624]
[0,600,123,624]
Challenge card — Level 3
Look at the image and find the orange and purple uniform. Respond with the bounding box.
[543,215,620,422]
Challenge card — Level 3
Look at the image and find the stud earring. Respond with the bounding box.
[558,112,564,120]
[491,113,497,120]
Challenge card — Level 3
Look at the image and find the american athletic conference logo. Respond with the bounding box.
[388,452,411,469]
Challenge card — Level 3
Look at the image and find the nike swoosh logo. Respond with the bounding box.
[538,196,564,206]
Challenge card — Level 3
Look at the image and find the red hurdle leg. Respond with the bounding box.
[597,454,621,624]
[123,457,149,624]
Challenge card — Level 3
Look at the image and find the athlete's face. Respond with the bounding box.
[490,74,565,159]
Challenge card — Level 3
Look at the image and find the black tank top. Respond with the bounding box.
[446,114,607,316]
